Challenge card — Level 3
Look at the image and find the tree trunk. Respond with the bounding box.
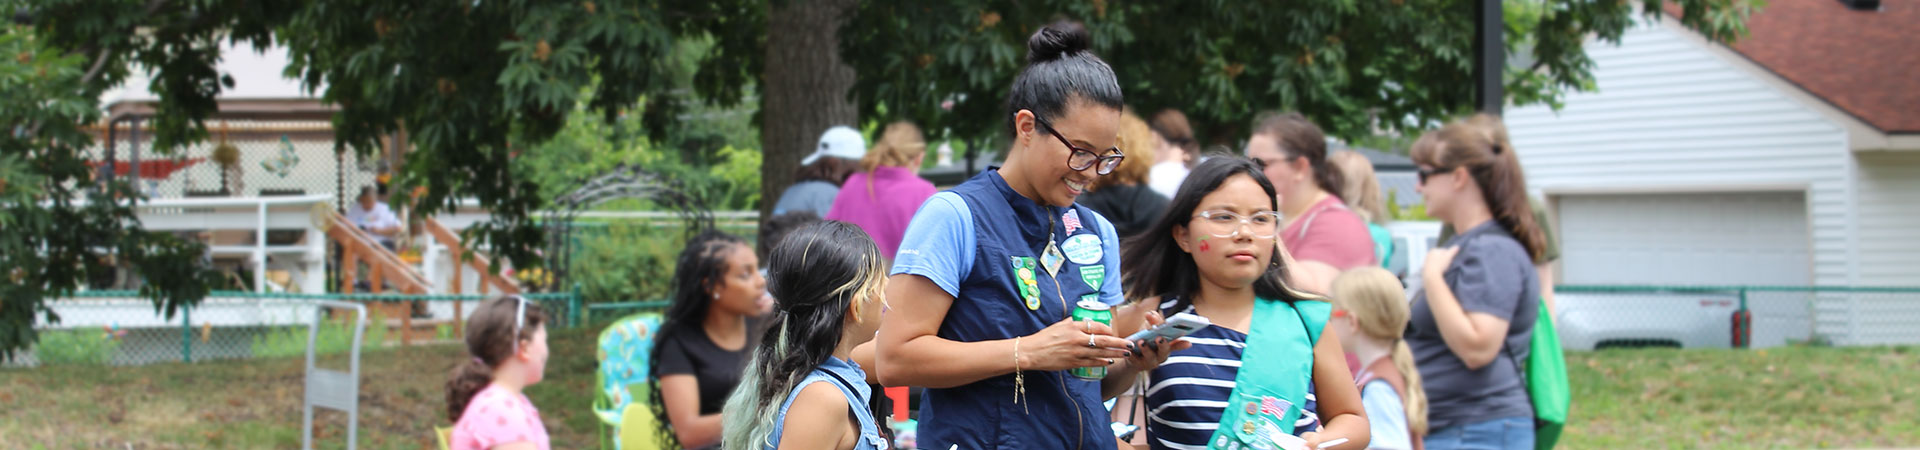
[759,0,858,220]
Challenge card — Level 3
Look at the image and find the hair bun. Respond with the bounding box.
[1027,21,1091,64]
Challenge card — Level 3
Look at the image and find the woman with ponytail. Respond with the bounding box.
[1406,114,1542,449]
[1245,113,1377,294]
[447,296,551,450]
[826,121,937,262]
[1330,267,1427,450]
[720,221,891,450]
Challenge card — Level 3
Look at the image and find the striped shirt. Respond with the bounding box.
[1145,299,1322,450]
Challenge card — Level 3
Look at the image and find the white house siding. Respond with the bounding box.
[1504,19,1851,288]
[1853,152,1920,286]
[1503,20,1883,346]
[1846,153,1920,345]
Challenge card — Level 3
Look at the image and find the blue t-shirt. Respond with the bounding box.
[772,180,841,217]
[891,191,1125,306]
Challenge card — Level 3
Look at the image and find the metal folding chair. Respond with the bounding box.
[302,300,368,450]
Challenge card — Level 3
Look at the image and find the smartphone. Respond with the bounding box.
[1124,312,1210,343]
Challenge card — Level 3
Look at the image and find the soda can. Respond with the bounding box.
[1069,300,1113,380]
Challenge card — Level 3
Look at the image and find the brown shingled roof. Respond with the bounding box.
[1713,0,1920,133]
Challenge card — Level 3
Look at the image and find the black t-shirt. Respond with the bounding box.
[654,325,750,416]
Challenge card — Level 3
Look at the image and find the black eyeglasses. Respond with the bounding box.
[1033,116,1124,175]
[1417,166,1452,184]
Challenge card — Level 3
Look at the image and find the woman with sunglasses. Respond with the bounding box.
[1244,113,1376,295]
[447,296,552,450]
[874,21,1180,450]
[1405,116,1543,450]
[1115,157,1367,450]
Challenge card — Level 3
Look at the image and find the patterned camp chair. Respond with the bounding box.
[594,313,665,450]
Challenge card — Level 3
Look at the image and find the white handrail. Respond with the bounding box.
[61,194,335,208]
[90,195,336,293]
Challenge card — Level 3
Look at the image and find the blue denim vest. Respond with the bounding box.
[918,169,1118,450]
[767,357,889,450]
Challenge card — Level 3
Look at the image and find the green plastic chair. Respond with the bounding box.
[594,313,664,450]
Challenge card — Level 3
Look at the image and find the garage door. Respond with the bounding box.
[1556,192,1810,286]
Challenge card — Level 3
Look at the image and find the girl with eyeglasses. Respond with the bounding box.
[447,296,552,450]
[1116,157,1368,450]
[874,21,1180,450]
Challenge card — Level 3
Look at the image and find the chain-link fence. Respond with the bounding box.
[88,119,383,209]
[3,290,582,369]
[1553,285,1920,350]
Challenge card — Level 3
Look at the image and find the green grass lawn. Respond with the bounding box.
[1562,346,1920,449]
[0,325,604,449]
[2,325,1915,449]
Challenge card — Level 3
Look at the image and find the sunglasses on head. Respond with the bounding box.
[512,295,529,353]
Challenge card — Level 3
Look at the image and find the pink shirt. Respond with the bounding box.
[1282,195,1377,270]
[825,166,939,260]
[451,384,551,450]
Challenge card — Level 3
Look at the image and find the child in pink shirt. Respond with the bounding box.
[447,296,552,450]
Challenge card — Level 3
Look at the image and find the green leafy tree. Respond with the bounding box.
[845,0,1762,147]
[2,0,721,356]
[1,23,222,360]
[675,0,860,218]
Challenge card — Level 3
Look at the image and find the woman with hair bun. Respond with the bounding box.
[875,20,1180,450]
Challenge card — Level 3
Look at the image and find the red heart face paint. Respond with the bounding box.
[1197,235,1211,253]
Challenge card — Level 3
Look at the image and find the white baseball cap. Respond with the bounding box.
[801,125,867,165]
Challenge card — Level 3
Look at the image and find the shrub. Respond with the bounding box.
[33,328,121,365]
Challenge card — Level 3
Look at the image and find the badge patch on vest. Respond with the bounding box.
[1041,241,1065,277]
[1079,265,1105,291]
[1063,234,1103,265]
[1011,256,1040,310]
[1063,209,1083,233]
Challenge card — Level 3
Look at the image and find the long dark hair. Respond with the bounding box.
[649,230,751,448]
[1409,114,1545,261]
[1004,20,1124,135]
[1120,157,1315,312]
[1254,112,1345,201]
[721,221,888,449]
[446,295,547,422]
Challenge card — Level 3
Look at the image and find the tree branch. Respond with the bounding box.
[22,0,170,139]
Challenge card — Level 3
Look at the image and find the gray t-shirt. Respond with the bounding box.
[1408,221,1540,431]
[771,180,840,217]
